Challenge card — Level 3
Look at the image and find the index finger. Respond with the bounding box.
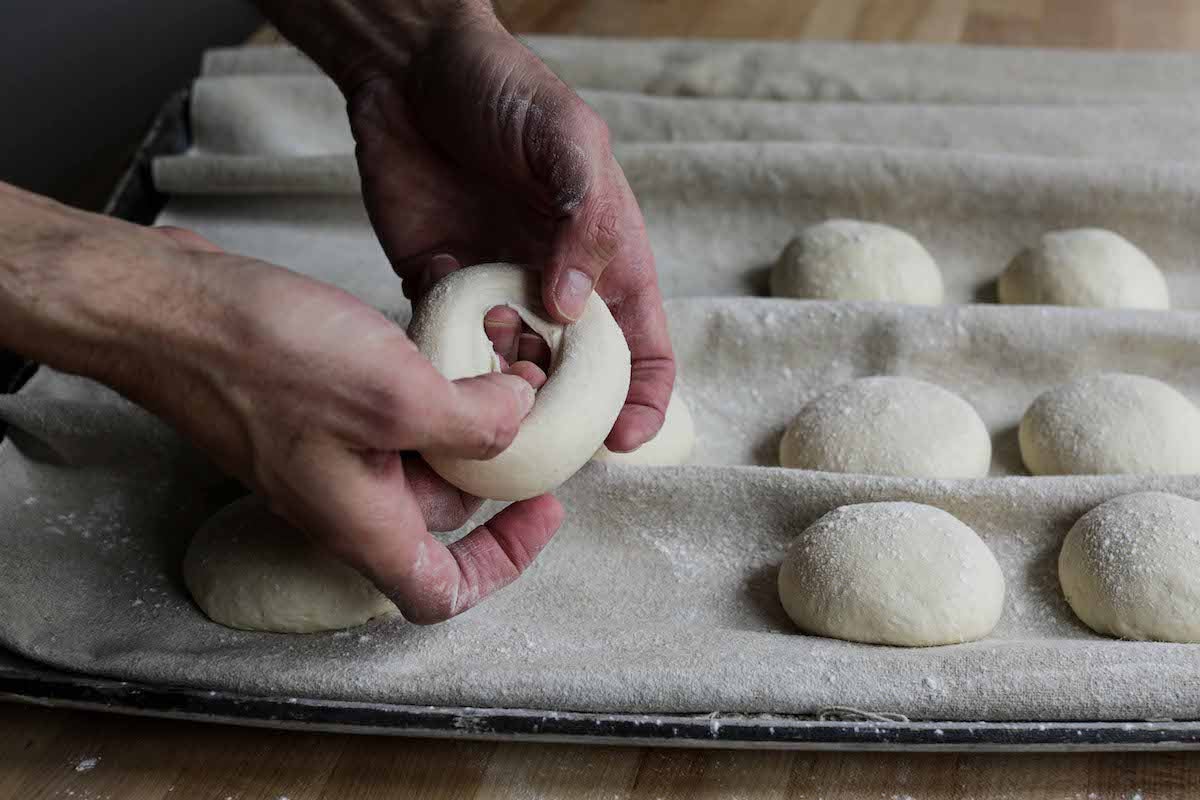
[593,164,676,452]
[539,153,676,450]
[605,289,676,454]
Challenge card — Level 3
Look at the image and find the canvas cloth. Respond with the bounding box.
[7,39,1200,720]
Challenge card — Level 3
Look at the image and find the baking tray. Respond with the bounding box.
[4,85,1200,751]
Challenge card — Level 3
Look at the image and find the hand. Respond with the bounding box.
[258,0,676,451]
[0,183,563,623]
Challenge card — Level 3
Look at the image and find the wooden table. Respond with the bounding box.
[8,1,1200,797]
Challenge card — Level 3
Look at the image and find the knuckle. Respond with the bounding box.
[529,95,609,215]
[370,382,410,440]
[473,426,504,459]
[583,200,622,265]
[495,533,535,572]
[476,414,520,460]
[543,141,591,214]
[496,413,523,450]
[442,408,504,459]
[345,76,394,142]
[575,101,611,150]
[379,409,411,445]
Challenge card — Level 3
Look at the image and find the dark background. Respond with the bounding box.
[1,0,262,210]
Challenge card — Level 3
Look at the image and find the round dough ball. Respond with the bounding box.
[770,219,944,304]
[779,377,991,478]
[998,228,1169,309]
[183,497,396,633]
[778,502,1005,647]
[408,264,631,500]
[1060,492,1200,642]
[593,391,695,466]
[1019,373,1200,475]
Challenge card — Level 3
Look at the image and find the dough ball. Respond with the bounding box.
[183,496,396,633]
[1060,492,1200,642]
[778,502,1005,647]
[1019,373,1200,475]
[998,228,1169,309]
[779,377,991,478]
[594,391,695,466]
[770,219,944,304]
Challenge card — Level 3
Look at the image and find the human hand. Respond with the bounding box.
[258,0,676,451]
[0,183,562,623]
[150,230,565,624]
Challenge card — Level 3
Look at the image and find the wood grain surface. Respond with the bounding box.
[495,0,1200,48]
[2,703,1196,800]
[10,2,1200,798]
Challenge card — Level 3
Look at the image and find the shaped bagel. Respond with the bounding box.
[408,264,631,500]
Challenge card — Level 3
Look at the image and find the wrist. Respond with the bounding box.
[255,0,498,93]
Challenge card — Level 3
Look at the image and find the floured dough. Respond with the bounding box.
[593,391,695,466]
[778,502,1005,647]
[1060,492,1200,642]
[770,219,944,304]
[1019,373,1200,475]
[183,496,396,633]
[779,376,991,477]
[408,264,631,500]
[998,228,1169,309]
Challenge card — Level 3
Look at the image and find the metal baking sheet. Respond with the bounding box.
[5,650,1200,751]
[2,85,1199,751]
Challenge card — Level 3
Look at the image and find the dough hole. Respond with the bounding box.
[484,305,553,372]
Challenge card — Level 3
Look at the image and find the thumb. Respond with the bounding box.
[541,159,624,322]
[411,369,536,460]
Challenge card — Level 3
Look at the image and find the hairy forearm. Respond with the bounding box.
[0,182,201,387]
[254,0,495,92]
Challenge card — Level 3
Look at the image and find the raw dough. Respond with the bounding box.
[1019,373,1200,475]
[770,219,944,304]
[408,264,631,500]
[777,502,1005,647]
[1059,492,1200,642]
[998,228,1169,309]
[593,391,695,466]
[778,376,991,477]
[183,496,396,633]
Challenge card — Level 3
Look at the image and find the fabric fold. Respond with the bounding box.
[188,74,1200,159]
[11,37,1200,721]
[202,40,1200,105]
[5,298,1200,719]
[156,143,1200,308]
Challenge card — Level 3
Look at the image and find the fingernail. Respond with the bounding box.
[484,314,520,364]
[555,268,593,321]
[483,317,520,330]
[498,373,536,417]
